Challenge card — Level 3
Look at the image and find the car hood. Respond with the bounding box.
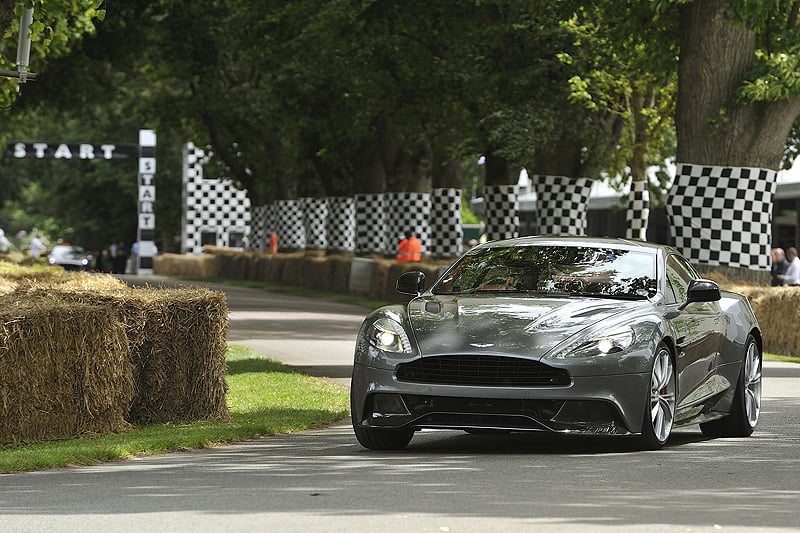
[407,294,646,359]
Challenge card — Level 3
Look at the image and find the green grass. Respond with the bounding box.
[0,344,350,473]
[765,352,800,364]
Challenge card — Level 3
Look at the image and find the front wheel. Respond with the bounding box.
[352,423,414,450]
[635,343,676,450]
[700,335,761,437]
[351,391,414,450]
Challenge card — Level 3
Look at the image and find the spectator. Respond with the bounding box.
[29,234,46,258]
[95,249,113,272]
[396,231,422,262]
[269,232,278,254]
[0,229,10,253]
[771,247,789,286]
[111,242,127,274]
[778,246,800,285]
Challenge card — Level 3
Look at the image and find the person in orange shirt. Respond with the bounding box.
[396,231,422,262]
[269,232,278,254]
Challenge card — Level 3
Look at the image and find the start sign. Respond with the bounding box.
[3,131,157,275]
[5,142,139,160]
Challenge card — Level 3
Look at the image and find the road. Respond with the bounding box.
[2,278,800,532]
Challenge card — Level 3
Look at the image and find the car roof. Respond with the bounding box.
[472,235,675,255]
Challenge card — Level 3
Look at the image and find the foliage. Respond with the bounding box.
[0,0,105,108]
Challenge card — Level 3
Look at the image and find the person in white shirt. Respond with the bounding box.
[778,246,800,285]
[29,235,46,258]
[0,229,10,253]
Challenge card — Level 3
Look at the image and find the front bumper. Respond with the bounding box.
[351,363,651,436]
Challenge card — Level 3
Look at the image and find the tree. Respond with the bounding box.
[667,0,800,274]
[0,0,106,108]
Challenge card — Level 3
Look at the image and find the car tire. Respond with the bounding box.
[352,423,414,451]
[635,343,676,451]
[699,334,761,438]
[350,392,414,450]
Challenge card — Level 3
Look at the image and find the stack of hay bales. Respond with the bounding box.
[0,268,229,447]
[730,284,800,357]
[156,247,455,303]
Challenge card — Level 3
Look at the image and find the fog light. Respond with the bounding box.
[371,394,410,417]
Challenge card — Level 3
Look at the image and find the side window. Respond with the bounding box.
[665,254,697,304]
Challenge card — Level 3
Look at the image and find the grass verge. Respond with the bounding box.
[0,344,350,474]
[765,353,800,364]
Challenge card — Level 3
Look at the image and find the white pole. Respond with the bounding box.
[16,8,34,83]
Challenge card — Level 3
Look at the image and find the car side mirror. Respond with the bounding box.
[677,278,721,311]
[397,271,425,295]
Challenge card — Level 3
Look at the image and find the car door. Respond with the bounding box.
[664,254,726,414]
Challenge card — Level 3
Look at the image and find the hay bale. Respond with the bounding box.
[153,253,221,278]
[731,285,800,356]
[127,287,229,423]
[0,299,133,446]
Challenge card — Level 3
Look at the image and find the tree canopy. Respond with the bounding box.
[2,0,800,252]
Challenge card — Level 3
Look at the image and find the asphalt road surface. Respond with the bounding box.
[2,278,800,532]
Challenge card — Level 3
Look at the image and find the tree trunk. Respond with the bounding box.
[671,0,800,272]
[484,152,514,185]
[353,138,385,194]
[533,130,587,179]
[431,141,462,189]
[626,88,651,240]
[677,0,800,168]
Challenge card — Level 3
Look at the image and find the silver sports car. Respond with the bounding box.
[350,236,762,450]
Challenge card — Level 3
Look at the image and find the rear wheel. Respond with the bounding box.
[700,335,761,437]
[635,343,675,450]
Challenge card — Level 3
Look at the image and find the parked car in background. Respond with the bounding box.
[351,236,762,451]
[47,244,93,271]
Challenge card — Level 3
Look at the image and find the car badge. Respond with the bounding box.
[470,343,494,348]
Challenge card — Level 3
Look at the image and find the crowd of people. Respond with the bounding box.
[771,246,800,286]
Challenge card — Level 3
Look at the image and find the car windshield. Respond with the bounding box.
[433,244,657,300]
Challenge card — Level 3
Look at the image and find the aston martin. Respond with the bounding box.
[350,236,762,450]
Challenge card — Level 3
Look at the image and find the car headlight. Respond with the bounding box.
[550,326,634,359]
[367,317,412,354]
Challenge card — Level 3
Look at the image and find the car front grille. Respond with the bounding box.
[395,355,571,387]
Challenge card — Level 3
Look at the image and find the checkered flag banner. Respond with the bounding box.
[275,199,306,250]
[484,185,519,241]
[355,194,385,254]
[626,179,650,240]
[430,188,463,258]
[250,205,269,251]
[301,197,328,250]
[666,163,777,270]
[181,142,251,254]
[327,197,356,253]
[383,192,432,255]
[532,175,592,236]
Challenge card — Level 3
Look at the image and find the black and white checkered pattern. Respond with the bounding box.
[383,192,432,255]
[429,188,463,257]
[301,197,328,250]
[355,194,385,254]
[327,197,356,252]
[181,143,252,254]
[532,175,592,236]
[483,185,519,240]
[626,179,650,240]
[275,199,306,250]
[666,164,777,270]
[249,205,269,251]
